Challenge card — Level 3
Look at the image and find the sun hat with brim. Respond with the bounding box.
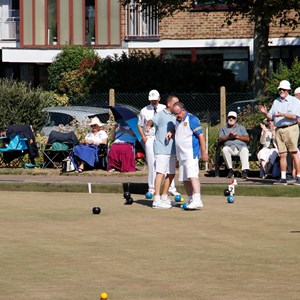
[89,117,105,127]
[294,87,300,94]
[277,80,291,90]
[227,111,237,118]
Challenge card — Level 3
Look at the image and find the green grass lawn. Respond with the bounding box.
[0,192,299,300]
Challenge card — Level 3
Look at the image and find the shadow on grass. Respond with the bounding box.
[135,199,153,207]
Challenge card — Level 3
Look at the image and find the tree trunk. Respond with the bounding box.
[252,13,270,98]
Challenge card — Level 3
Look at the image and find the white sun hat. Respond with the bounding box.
[277,80,291,90]
[294,87,300,94]
[89,117,105,127]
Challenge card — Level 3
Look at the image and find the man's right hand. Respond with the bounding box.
[259,104,268,115]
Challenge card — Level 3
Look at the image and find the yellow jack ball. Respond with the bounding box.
[100,292,108,299]
[181,197,184,202]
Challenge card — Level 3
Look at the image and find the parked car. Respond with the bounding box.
[41,106,109,135]
[198,99,257,125]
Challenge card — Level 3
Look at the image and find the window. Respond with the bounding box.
[162,47,249,81]
[125,0,159,40]
[85,0,95,45]
[269,46,300,73]
[48,0,57,45]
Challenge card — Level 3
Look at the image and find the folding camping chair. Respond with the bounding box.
[42,131,79,168]
[0,135,28,167]
[0,125,39,168]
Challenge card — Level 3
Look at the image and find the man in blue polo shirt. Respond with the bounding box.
[170,102,208,210]
[259,80,300,185]
[145,95,179,209]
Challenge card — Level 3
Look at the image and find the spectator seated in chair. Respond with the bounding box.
[107,121,137,173]
[257,119,279,178]
[72,117,108,173]
[218,111,250,179]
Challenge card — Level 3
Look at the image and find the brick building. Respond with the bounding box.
[0,0,299,87]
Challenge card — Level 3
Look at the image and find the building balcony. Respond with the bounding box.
[125,2,159,41]
[0,9,19,41]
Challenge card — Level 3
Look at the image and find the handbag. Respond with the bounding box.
[61,156,75,173]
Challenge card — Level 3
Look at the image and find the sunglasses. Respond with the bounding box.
[228,116,236,119]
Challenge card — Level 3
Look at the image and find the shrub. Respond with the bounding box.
[0,79,56,131]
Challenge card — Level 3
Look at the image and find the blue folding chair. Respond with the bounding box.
[0,135,29,167]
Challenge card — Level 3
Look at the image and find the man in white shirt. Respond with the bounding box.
[138,90,166,193]
[170,102,208,210]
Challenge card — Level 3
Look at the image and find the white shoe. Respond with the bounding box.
[152,199,172,209]
[186,199,203,210]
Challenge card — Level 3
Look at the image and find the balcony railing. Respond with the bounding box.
[0,19,19,40]
[0,9,19,41]
[125,2,159,41]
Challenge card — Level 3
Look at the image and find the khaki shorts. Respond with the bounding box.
[178,158,199,182]
[276,124,299,153]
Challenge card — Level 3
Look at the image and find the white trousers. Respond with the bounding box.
[145,136,155,189]
[222,146,249,170]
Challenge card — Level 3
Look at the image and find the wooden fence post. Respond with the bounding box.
[220,86,226,126]
[109,89,115,122]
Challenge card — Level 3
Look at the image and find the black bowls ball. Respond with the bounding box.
[123,191,131,200]
[92,206,101,214]
[223,189,231,197]
[124,197,134,205]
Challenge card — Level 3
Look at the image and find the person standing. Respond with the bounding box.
[259,80,300,185]
[169,102,208,210]
[145,95,179,209]
[138,90,166,194]
[218,111,250,178]
[294,87,300,101]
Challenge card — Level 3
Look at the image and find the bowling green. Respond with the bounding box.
[0,192,299,300]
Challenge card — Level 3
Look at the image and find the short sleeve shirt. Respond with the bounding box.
[114,127,137,144]
[138,103,166,137]
[152,109,176,155]
[268,95,300,127]
[175,113,203,161]
[219,123,248,150]
[85,130,108,144]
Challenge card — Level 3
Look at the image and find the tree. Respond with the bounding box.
[265,57,300,100]
[121,0,300,97]
[48,45,100,94]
